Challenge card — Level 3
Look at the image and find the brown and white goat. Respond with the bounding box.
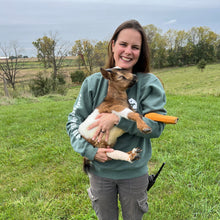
[78,67,152,169]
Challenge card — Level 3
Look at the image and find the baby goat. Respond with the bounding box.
[78,67,152,170]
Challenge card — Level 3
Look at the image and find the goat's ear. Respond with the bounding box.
[100,68,111,80]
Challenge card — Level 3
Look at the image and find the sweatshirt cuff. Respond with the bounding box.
[116,117,133,131]
[84,145,98,161]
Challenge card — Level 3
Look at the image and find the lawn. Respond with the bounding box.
[0,64,219,219]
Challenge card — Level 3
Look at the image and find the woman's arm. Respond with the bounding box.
[66,76,113,162]
[66,79,99,160]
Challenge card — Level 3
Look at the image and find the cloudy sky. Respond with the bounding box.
[1,0,220,56]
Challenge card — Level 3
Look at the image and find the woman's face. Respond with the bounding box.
[112,28,142,72]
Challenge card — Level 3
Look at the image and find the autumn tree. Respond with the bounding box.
[93,41,108,67]
[71,40,94,74]
[71,40,108,75]
[165,29,178,66]
[71,40,84,70]
[143,24,167,68]
[32,33,68,90]
[188,27,218,63]
[164,26,220,67]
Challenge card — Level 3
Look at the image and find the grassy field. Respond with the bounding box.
[155,63,220,97]
[0,64,220,219]
[0,57,78,97]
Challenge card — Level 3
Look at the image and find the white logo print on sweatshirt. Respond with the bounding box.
[128,98,137,111]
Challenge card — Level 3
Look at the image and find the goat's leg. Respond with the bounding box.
[127,112,152,133]
[106,148,142,162]
[112,108,151,133]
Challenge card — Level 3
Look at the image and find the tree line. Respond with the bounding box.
[144,25,220,68]
[70,25,220,71]
[0,25,219,97]
[69,25,220,71]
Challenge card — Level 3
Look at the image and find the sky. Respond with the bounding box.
[1,0,220,57]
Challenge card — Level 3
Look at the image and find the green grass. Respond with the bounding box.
[155,63,220,96]
[149,95,219,219]
[0,64,220,219]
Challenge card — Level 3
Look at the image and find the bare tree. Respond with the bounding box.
[0,42,21,96]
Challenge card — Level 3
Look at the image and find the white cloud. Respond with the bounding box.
[165,19,177,25]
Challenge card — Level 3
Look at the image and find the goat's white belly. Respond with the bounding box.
[78,109,125,146]
[78,109,100,138]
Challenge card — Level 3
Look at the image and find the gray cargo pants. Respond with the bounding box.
[87,173,149,220]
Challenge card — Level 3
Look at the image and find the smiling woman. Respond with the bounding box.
[66,19,166,219]
[112,28,142,72]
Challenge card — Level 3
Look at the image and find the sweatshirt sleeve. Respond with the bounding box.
[116,74,167,139]
[66,78,98,160]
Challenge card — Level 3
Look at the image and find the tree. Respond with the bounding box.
[0,42,22,95]
[188,27,218,63]
[32,33,68,90]
[83,40,94,73]
[143,24,167,68]
[165,30,191,66]
[216,38,220,61]
[71,39,95,74]
[165,29,177,50]
[33,36,54,68]
[165,29,178,66]
[71,40,84,69]
[174,30,188,66]
[71,40,108,74]
[93,41,108,67]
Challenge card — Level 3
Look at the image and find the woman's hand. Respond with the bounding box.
[94,148,114,162]
[88,113,120,143]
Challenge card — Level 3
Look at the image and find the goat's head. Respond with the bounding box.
[100,67,137,90]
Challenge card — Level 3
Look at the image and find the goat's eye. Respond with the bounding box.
[119,76,126,80]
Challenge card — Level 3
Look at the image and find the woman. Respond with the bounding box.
[66,20,166,220]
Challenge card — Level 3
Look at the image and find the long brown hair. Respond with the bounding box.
[105,20,150,73]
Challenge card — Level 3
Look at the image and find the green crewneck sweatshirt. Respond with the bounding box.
[66,71,166,180]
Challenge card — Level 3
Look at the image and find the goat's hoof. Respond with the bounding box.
[132,155,140,161]
[128,147,142,162]
[142,127,152,134]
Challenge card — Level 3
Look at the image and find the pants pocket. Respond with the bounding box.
[87,188,98,209]
[137,196,148,213]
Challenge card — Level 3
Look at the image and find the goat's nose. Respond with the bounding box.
[133,75,137,82]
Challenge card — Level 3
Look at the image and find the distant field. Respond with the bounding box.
[0,61,219,98]
[0,57,78,96]
[0,63,219,219]
[155,63,220,96]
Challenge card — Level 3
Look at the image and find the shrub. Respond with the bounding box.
[51,73,67,95]
[197,59,207,71]
[55,84,67,95]
[29,72,67,97]
[57,73,66,85]
[29,72,52,97]
[70,70,86,83]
